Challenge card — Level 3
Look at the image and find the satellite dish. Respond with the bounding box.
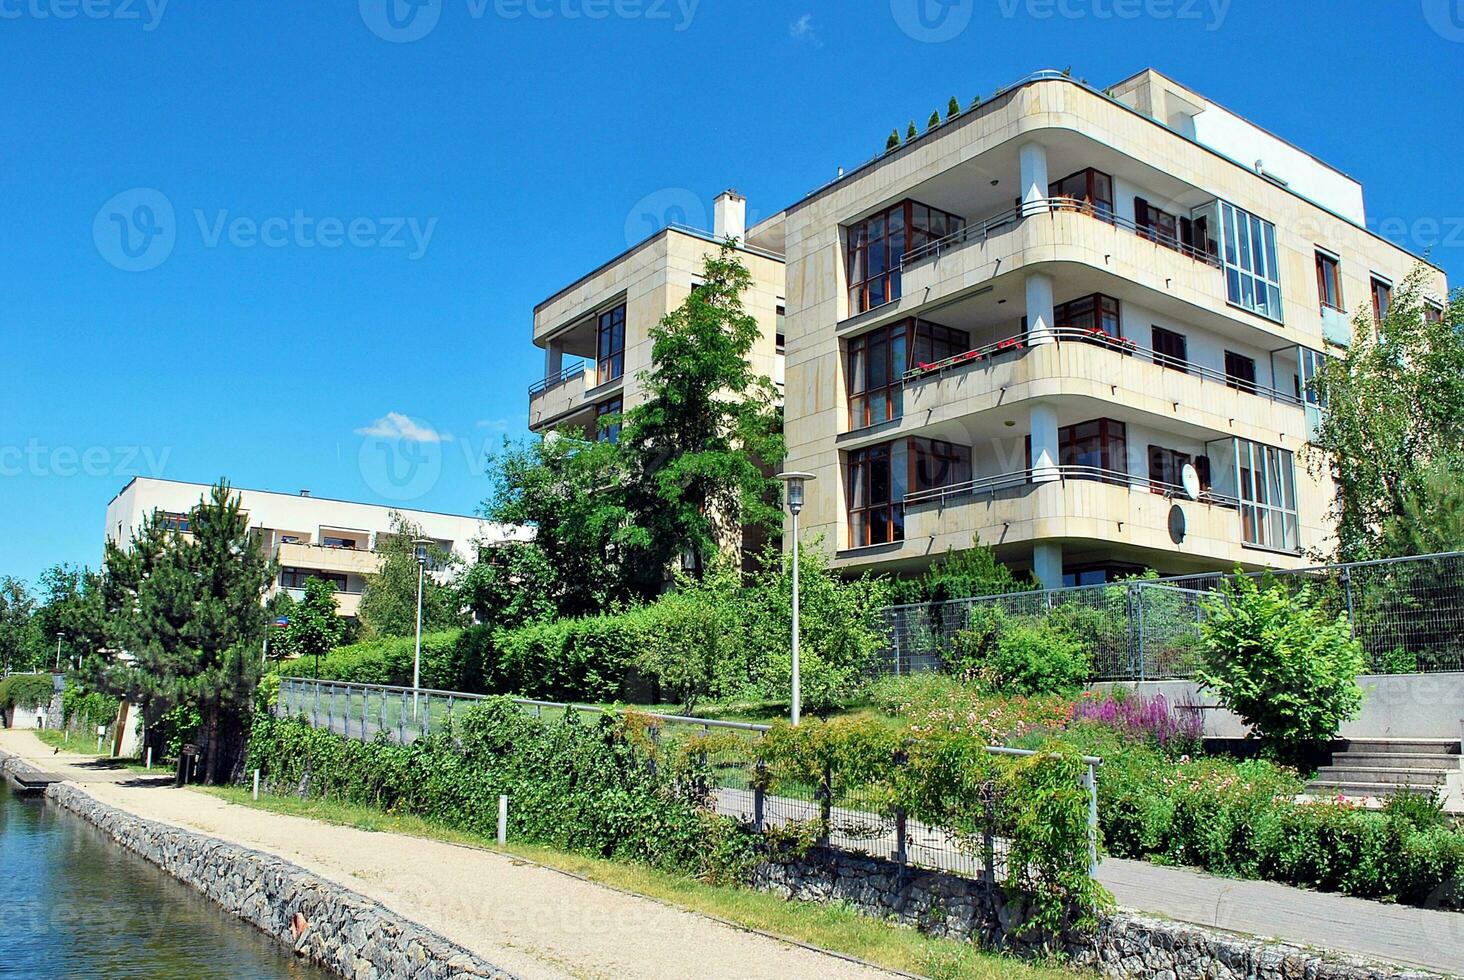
[1180,462,1201,501]
[1168,504,1187,544]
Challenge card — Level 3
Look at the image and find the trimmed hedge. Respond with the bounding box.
[0,673,54,712]
[277,628,472,690]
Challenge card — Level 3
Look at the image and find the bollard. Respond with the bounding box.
[497,794,508,845]
[253,769,261,801]
[145,746,152,771]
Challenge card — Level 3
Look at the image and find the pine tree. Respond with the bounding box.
[886,129,899,150]
[947,96,960,120]
[906,121,917,141]
[927,110,940,130]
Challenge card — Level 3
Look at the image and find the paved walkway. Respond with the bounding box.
[0,731,897,980]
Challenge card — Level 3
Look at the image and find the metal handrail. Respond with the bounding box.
[902,196,1222,269]
[528,360,587,397]
[902,463,1240,509]
[902,327,1303,407]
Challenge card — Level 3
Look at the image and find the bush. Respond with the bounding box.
[60,682,118,730]
[1198,574,1366,760]
[276,629,468,689]
[496,615,640,702]
[249,702,759,884]
[985,620,1091,694]
[0,673,54,712]
[1072,690,1201,756]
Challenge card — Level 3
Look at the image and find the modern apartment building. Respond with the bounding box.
[104,477,526,617]
[526,69,1447,589]
[528,191,787,440]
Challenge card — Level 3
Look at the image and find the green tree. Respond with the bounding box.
[357,513,465,639]
[885,129,899,151]
[618,240,785,596]
[1197,573,1366,762]
[285,577,347,677]
[905,120,917,141]
[481,434,634,617]
[0,577,40,673]
[92,480,277,782]
[1381,459,1464,557]
[946,96,960,120]
[32,564,105,671]
[1309,270,1464,560]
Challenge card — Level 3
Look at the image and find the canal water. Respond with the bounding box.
[0,786,332,979]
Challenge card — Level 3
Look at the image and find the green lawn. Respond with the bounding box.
[197,785,1074,980]
[33,729,155,773]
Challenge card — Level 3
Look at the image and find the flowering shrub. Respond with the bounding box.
[1072,691,1201,755]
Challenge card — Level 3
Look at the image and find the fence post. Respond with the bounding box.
[753,758,766,833]
[1342,566,1356,627]
[312,681,320,727]
[893,748,908,869]
[982,791,996,887]
[422,692,431,739]
[818,762,833,847]
[398,690,406,742]
[1084,763,1099,877]
[1135,584,1147,683]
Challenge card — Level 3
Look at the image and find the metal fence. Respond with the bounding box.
[276,677,1100,882]
[880,551,1464,681]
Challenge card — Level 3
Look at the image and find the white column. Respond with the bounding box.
[1018,141,1049,218]
[1033,542,1063,590]
[1025,271,1055,346]
[1030,401,1059,483]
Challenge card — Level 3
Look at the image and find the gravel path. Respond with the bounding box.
[0,731,899,980]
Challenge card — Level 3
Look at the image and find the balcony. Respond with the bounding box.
[527,360,620,432]
[282,585,363,618]
[276,542,382,577]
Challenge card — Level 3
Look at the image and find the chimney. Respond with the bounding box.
[299,489,311,497]
[713,189,746,242]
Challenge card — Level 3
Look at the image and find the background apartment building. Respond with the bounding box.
[767,68,1447,588]
[105,478,526,617]
[528,191,786,441]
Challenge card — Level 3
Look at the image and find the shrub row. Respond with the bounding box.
[0,673,54,712]
[1059,723,1464,910]
[248,702,758,882]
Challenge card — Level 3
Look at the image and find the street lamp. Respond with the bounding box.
[54,633,63,672]
[776,472,815,726]
[411,537,431,719]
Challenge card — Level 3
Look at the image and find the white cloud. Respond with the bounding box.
[788,12,821,47]
[355,412,452,443]
[475,417,512,433]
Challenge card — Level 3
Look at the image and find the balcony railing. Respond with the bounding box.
[528,360,587,397]
[903,464,1240,509]
[902,196,1221,268]
[902,327,1303,408]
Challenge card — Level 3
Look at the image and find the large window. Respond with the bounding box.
[158,511,190,533]
[1049,168,1114,218]
[848,318,967,429]
[1224,350,1257,393]
[1136,198,1213,260]
[846,437,972,547]
[1299,347,1327,410]
[1148,446,1210,495]
[846,201,964,315]
[1315,250,1342,312]
[595,304,626,385]
[595,397,622,443]
[1219,202,1282,321]
[1059,419,1127,483]
[1236,439,1298,552]
[1151,326,1188,371]
[281,568,348,591]
[1054,293,1121,338]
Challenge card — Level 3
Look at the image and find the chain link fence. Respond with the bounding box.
[879,551,1464,681]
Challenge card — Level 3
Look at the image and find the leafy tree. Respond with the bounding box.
[263,590,298,663]
[1380,459,1464,557]
[927,110,940,130]
[481,434,634,617]
[457,543,558,627]
[32,564,105,671]
[947,96,960,120]
[885,129,899,151]
[905,121,917,141]
[1309,270,1464,560]
[357,513,464,639]
[618,240,785,597]
[0,577,40,673]
[894,539,1036,603]
[1197,573,1366,762]
[91,480,277,782]
[284,577,346,677]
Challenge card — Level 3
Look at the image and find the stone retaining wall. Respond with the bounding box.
[0,751,514,980]
[755,848,1447,980]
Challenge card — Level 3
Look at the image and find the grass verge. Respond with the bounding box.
[196,786,1074,980]
[32,729,150,772]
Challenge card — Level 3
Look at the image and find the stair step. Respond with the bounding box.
[1304,782,1441,800]
[1313,766,1448,786]
[1330,753,1463,771]
[1339,738,1462,756]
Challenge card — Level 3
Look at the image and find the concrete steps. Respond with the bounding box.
[1304,737,1462,802]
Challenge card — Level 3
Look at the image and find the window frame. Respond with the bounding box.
[847,318,968,430]
[595,396,623,443]
[1224,350,1258,394]
[1151,325,1188,372]
[1235,438,1299,552]
[595,303,626,386]
[846,443,904,548]
[1370,275,1392,324]
[1048,168,1115,219]
[1315,249,1343,313]
[1058,418,1128,484]
[1219,202,1283,322]
[845,200,965,316]
[1053,292,1122,339]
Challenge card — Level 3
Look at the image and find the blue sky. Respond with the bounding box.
[2,0,1461,585]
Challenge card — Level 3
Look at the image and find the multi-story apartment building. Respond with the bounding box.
[105,477,526,617]
[528,191,786,440]
[525,69,1447,589]
[772,68,1447,587]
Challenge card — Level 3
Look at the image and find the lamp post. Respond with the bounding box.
[776,472,815,726]
[411,537,431,719]
[55,633,63,672]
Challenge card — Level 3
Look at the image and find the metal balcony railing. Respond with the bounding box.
[528,360,587,397]
[901,463,1240,508]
